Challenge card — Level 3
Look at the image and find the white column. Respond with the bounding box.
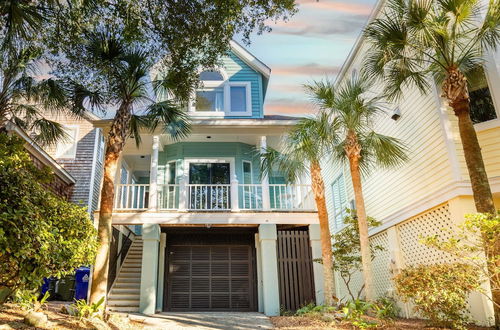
[309,224,325,305]
[178,176,187,211]
[258,224,280,316]
[259,136,271,211]
[149,136,159,211]
[156,233,167,312]
[230,175,240,211]
[139,224,160,315]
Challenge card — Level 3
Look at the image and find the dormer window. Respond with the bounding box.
[190,69,252,117]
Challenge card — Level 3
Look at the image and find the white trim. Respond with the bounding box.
[107,211,319,225]
[87,128,101,214]
[225,81,252,117]
[483,50,500,118]
[183,157,236,184]
[242,160,253,184]
[166,160,177,184]
[229,41,271,78]
[93,117,300,128]
[5,122,75,184]
[474,118,500,132]
[432,82,462,181]
[55,124,79,159]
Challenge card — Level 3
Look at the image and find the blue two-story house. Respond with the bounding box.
[93,41,322,316]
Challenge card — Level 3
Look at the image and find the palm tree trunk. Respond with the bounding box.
[310,161,336,306]
[345,131,375,302]
[89,103,131,306]
[444,68,499,325]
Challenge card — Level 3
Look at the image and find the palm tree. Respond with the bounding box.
[260,112,338,306]
[305,75,407,301]
[363,0,500,321]
[363,0,499,214]
[84,32,191,306]
[0,45,92,145]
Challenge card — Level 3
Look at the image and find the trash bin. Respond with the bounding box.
[56,274,75,301]
[74,267,90,301]
[40,277,57,300]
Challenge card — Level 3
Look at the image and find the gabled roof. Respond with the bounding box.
[229,40,271,79]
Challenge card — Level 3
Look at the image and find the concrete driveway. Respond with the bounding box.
[127,312,273,330]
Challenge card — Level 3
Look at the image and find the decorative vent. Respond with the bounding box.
[398,203,456,266]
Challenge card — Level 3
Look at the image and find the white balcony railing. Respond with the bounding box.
[114,184,150,210]
[113,183,316,211]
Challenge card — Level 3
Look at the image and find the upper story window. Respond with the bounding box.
[190,69,252,117]
[468,67,497,124]
[331,174,348,230]
[55,125,79,159]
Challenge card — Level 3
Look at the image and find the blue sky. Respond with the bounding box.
[237,0,377,116]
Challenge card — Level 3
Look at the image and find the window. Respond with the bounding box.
[468,67,497,124]
[55,125,79,158]
[191,69,252,116]
[167,161,177,184]
[331,174,348,229]
[242,161,253,184]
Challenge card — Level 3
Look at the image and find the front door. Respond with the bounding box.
[188,163,230,209]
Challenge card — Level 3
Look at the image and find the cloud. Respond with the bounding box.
[265,98,316,115]
[270,14,367,37]
[297,0,373,16]
[272,63,341,76]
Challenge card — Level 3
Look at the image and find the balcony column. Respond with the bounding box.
[309,224,325,305]
[259,136,271,211]
[231,174,240,211]
[178,176,187,211]
[148,136,160,211]
[258,224,280,316]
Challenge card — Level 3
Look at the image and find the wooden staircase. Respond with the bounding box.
[107,236,143,312]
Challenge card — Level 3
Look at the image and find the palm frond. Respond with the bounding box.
[359,131,409,170]
[258,146,308,184]
[30,117,68,146]
[142,100,191,141]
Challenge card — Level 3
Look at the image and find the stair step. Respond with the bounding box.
[113,283,141,290]
[108,293,140,301]
[116,278,141,284]
[110,288,141,295]
[107,306,140,312]
[120,268,142,273]
[107,299,140,307]
[119,273,141,279]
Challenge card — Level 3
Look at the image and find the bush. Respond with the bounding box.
[0,134,98,302]
[68,297,105,319]
[394,263,481,329]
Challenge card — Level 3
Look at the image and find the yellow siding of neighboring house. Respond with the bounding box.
[323,42,454,225]
[477,126,500,178]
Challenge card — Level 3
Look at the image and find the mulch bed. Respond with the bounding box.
[270,316,495,329]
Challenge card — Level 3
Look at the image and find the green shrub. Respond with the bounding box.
[0,134,98,302]
[295,303,337,316]
[372,295,400,320]
[15,290,50,312]
[394,263,481,329]
[69,297,105,319]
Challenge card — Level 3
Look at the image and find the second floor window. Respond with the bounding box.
[468,67,497,124]
[332,174,348,230]
[192,70,252,116]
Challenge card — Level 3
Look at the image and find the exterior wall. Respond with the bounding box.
[159,142,261,184]
[42,113,103,213]
[223,52,264,118]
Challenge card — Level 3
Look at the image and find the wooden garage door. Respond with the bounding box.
[166,245,255,311]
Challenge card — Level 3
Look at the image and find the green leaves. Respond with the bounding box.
[0,134,98,301]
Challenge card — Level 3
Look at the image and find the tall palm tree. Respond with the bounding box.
[363,0,499,214]
[0,45,91,145]
[85,32,191,306]
[305,75,407,301]
[363,0,500,321]
[260,112,338,306]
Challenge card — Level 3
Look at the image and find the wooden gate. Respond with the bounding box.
[277,228,316,311]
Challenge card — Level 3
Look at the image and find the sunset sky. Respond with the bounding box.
[237,0,377,116]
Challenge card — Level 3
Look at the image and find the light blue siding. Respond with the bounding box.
[223,52,263,118]
[158,142,261,184]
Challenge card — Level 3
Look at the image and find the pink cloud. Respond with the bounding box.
[265,99,316,115]
[297,0,372,15]
[272,63,341,76]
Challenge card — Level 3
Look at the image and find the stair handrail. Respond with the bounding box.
[107,230,135,294]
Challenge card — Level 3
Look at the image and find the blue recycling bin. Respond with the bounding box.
[74,267,90,301]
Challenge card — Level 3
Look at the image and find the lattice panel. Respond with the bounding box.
[334,231,391,301]
[370,231,391,298]
[398,203,456,266]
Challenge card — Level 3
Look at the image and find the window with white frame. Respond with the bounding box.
[55,125,79,158]
[191,69,252,116]
[331,174,348,229]
[468,66,497,124]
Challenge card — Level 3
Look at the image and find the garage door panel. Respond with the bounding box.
[166,244,255,311]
